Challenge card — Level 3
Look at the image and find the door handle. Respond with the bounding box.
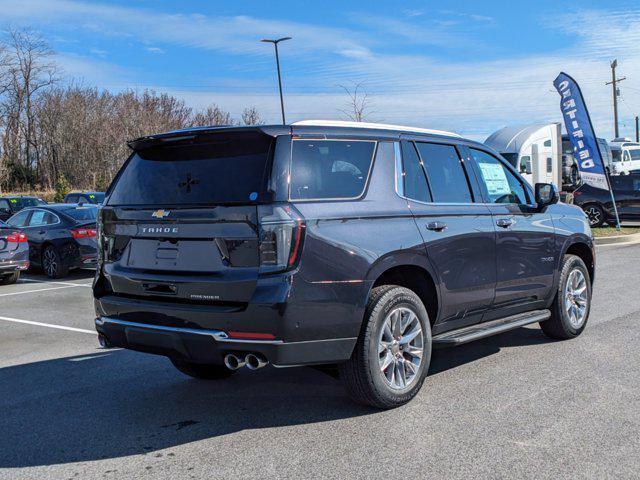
[426,221,447,232]
[496,218,515,228]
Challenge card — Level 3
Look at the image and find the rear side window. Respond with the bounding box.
[29,210,57,226]
[108,133,273,206]
[415,143,472,203]
[66,195,78,203]
[401,141,430,203]
[290,140,375,200]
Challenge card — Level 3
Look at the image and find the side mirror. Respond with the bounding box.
[525,160,533,175]
[535,183,559,207]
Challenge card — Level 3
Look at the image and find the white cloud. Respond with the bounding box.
[145,47,165,55]
[0,1,639,139]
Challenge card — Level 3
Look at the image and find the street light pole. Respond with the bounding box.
[261,37,291,125]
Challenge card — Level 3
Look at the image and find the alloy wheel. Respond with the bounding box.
[377,307,424,390]
[585,206,601,227]
[43,248,58,277]
[564,269,588,328]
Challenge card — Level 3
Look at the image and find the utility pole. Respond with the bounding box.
[261,37,291,125]
[606,59,626,139]
[636,115,639,142]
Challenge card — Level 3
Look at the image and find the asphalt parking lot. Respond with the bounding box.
[1,242,639,479]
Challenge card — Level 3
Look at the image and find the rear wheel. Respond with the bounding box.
[170,358,236,380]
[42,245,68,279]
[339,285,432,409]
[540,254,591,340]
[0,271,20,285]
[583,204,604,228]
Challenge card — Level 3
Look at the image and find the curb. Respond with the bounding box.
[594,232,640,246]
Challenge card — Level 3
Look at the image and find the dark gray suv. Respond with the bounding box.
[94,121,595,408]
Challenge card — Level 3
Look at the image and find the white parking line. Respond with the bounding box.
[0,285,86,297]
[0,315,96,334]
[19,278,92,287]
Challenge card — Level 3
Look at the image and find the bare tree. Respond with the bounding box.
[241,106,262,125]
[192,104,234,126]
[1,27,58,185]
[338,82,373,122]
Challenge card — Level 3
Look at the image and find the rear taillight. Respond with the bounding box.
[6,232,27,243]
[258,204,305,273]
[70,228,97,239]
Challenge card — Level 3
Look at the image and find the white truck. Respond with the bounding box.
[485,123,563,188]
[485,122,613,190]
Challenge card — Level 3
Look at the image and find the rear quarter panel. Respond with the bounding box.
[287,141,430,341]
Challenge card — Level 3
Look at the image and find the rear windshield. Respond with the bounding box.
[84,193,105,203]
[11,197,44,209]
[108,133,273,206]
[62,206,98,222]
[290,139,376,200]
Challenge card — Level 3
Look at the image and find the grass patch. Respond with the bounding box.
[592,226,640,237]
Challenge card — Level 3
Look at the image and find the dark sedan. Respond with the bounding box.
[0,196,47,222]
[0,221,30,284]
[64,192,105,205]
[5,204,99,278]
[573,175,640,227]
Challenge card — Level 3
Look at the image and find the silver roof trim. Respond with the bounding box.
[291,120,461,138]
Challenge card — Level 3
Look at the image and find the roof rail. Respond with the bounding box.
[292,120,461,138]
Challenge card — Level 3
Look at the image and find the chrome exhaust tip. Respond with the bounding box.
[245,353,268,370]
[224,354,245,370]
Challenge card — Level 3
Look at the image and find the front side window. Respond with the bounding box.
[415,143,472,203]
[7,210,30,227]
[401,141,430,203]
[290,139,375,200]
[629,149,640,161]
[470,149,528,204]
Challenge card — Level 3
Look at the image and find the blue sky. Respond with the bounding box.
[1,0,640,139]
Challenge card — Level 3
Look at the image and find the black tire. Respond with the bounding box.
[339,285,432,409]
[582,204,604,228]
[170,358,237,380]
[42,245,68,279]
[540,254,591,340]
[0,271,20,285]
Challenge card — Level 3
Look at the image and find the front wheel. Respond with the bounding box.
[540,254,592,340]
[170,358,237,380]
[340,285,432,409]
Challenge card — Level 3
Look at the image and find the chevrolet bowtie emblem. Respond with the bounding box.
[151,209,170,219]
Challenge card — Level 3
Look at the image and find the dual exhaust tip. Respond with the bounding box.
[224,353,268,371]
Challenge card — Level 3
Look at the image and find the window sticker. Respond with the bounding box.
[478,162,511,196]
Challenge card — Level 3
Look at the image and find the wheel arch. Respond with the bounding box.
[562,237,595,285]
[365,254,440,326]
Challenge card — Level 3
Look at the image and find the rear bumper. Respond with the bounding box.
[95,316,356,367]
[0,259,29,273]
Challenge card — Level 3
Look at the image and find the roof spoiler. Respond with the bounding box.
[127,125,290,151]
